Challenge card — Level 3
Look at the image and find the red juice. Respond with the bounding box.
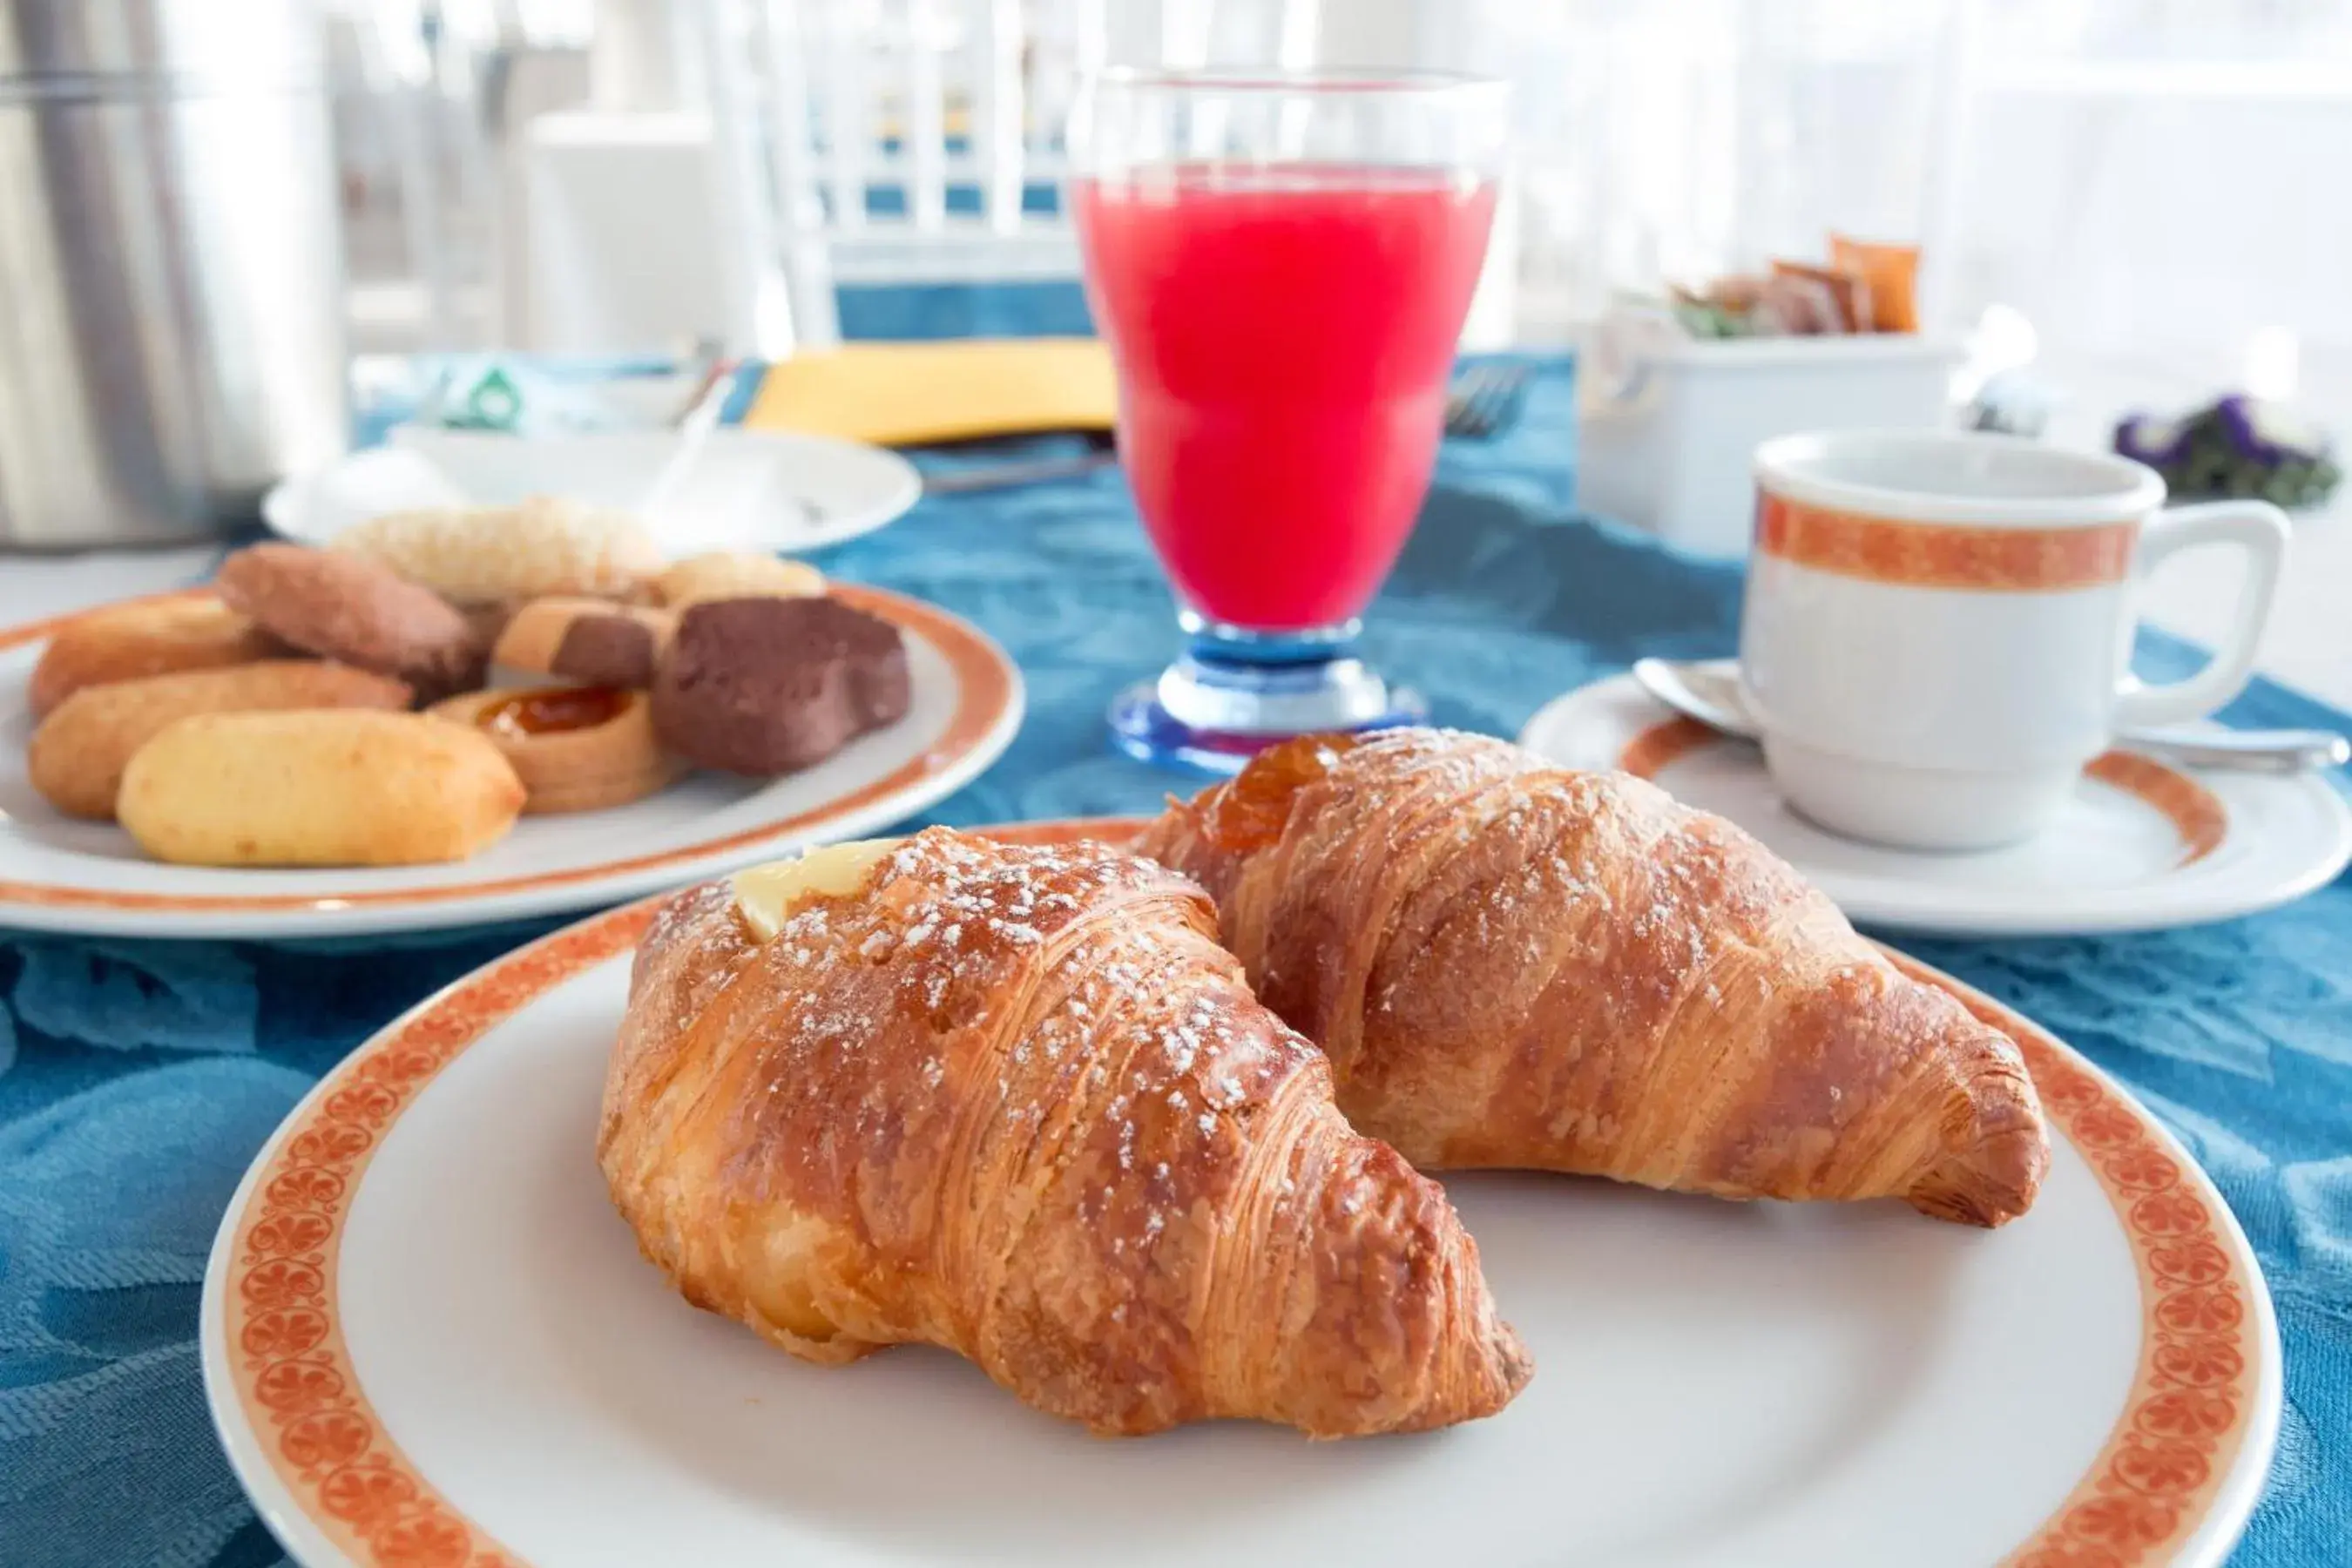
[1074,166,1497,631]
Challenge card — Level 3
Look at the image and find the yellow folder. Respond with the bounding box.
[738,339,1117,445]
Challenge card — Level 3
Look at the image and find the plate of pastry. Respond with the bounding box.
[200,732,2278,1568]
[1521,672,2352,937]
[0,504,1020,938]
[265,425,923,557]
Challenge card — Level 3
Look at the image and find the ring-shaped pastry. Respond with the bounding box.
[429,685,687,814]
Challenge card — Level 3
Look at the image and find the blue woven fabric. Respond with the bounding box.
[3,355,2348,1566]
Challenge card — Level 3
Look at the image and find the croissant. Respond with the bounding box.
[1135,730,2050,1227]
[598,828,1530,1437]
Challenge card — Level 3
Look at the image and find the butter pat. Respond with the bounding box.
[732,837,900,942]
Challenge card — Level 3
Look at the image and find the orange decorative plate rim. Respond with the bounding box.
[1518,672,2352,937]
[1618,716,2233,868]
[0,587,1022,935]
[199,816,2278,1568]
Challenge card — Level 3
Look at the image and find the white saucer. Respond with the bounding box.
[1520,672,2352,937]
[264,426,921,558]
[200,821,2278,1568]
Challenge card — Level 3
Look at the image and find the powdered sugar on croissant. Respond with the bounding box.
[1137,729,2050,1227]
[598,828,1530,1437]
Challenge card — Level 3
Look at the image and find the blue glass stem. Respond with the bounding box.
[1107,612,1427,774]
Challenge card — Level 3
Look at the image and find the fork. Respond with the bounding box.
[1443,362,1533,440]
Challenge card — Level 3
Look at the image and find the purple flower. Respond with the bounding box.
[2216,395,2327,464]
[2114,412,2188,466]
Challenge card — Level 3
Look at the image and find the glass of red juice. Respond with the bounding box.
[1070,68,1507,772]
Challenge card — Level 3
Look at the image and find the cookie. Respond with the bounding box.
[655,552,825,612]
[213,544,483,699]
[652,596,910,775]
[28,660,412,821]
[490,597,676,688]
[118,710,524,867]
[429,685,687,814]
[462,598,524,655]
[335,495,662,604]
[28,597,281,720]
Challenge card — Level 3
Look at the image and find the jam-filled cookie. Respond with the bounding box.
[429,685,686,814]
[213,544,483,699]
[651,596,910,775]
[490,597,676,688]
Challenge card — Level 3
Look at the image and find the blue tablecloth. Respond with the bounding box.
[4,357,2349,1567]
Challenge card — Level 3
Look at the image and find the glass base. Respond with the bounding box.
[1107,617,1427,774]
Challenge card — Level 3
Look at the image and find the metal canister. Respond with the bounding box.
[0,0,349,549]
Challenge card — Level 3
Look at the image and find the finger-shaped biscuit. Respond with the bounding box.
[213,544,484,699]
[29,597,281,720]
[118,711,525,867]
[29,660,413,821]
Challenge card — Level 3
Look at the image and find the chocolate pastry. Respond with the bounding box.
[652,597,910,775]
[213,544,483,699]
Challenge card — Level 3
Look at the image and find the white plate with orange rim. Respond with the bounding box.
[1520,672,2352,937]
[0,587,1021,939]
[200,817,2279,1568]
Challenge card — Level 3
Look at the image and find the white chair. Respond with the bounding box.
[333,0,506,350]
[697,0,1112,355]
[520,0,1512,357]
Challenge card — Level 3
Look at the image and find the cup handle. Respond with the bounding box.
[2112,500,2290,730]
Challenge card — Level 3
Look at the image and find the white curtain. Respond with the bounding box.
[354,0,2352,402]
[1274,0,2352,413]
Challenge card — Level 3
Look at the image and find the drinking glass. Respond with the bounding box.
[1069,67,1508,772]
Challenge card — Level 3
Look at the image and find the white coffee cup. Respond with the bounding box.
[1740,429,2289,851]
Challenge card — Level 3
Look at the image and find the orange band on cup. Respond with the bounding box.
[1756,493,2137,591]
